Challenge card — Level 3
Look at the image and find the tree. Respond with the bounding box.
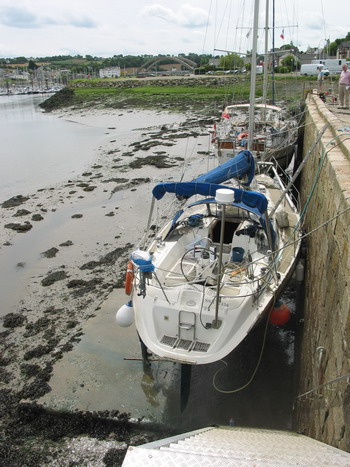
[280,42,298,52]
[219,53,244,70]
[281,55,300,71]
[28,60,38,70]
[328,41,338,56]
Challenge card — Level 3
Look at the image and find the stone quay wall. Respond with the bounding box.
[296,94,350,452]
[70,75,240,89]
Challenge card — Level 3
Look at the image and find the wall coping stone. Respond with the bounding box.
[308,94,350,162]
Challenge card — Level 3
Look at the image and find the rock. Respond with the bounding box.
[103,447,127,466]
[41,247,59,258]
[101,177,129,184]
[59,240,73,247]
[4,222,33,232]
[83,186,96,192]
[66,279,90,288]
[129,155,175,169]
[66,320,79,329]
[32,214,44,221]
[41,271,68,287]
[80,260,100,270]
[1,195,29,208]
[13,209,31,217]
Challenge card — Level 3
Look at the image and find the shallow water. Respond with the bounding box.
[0,94,106,202]
[39,289,183,424]
[39,284,300,430]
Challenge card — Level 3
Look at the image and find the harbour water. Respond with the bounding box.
[0,94,105,202]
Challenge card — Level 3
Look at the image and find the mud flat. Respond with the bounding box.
[0,105,215,465]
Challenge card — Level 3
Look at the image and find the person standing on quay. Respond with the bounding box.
[317,68,324,91]
[338,63,350,109]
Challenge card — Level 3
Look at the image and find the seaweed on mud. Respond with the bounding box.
[41,270,68,286]
[23,342,59,361]
[1,195,29,208]
[3,313,27,328]
[24,317,51,337]
[80,245,132,270]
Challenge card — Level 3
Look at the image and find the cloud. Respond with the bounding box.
[1,6,44,28]
[303,14,325,32]
[141,3,209,28]
[67,16,97,28]
[0,6,97,29]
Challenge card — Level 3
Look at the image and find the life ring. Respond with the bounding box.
[124,260,134,295]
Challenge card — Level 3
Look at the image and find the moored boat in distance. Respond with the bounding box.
[116,151,301,364]
[214,103,299,168]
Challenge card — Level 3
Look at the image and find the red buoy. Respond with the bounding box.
[269,303,291,326]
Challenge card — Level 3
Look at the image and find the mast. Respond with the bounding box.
[247,0,260,152]
[262,0,269,115]
[272,0,275,104]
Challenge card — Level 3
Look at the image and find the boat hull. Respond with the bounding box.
[129,172,300,364]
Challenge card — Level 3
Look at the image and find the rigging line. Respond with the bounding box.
[319,0,327,45]
[296,372,350,399]
[202,0,213,54]
[150,205,349,295]
[179,137,190,182]
[214,0,231,50]
[224,0,233,52]
[272,205,350,260]
[298,135,350,226]
[212,293,276,394]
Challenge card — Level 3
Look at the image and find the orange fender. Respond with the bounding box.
[124,260,134,296]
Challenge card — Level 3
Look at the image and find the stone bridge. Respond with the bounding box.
[136,56,197,75]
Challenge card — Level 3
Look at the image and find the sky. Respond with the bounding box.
[0,0,348,59]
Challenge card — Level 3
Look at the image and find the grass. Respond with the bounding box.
[42,75,309,113]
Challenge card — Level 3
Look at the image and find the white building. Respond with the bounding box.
[99,66,121,78]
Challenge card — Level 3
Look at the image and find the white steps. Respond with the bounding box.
[122,426,350,466]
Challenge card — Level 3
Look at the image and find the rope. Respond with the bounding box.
[212,293,276,394]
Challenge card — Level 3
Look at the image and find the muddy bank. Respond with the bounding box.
[0,103,215,465]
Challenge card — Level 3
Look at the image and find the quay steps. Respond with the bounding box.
[122,425,350,466]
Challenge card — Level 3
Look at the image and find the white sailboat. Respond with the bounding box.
[116,0,301,365]
[213,0,298,167]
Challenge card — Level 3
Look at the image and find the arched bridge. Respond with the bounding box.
[137,56,197,75]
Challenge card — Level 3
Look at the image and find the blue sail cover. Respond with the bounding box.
[192,150,255,186]
[152,182,268,215]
